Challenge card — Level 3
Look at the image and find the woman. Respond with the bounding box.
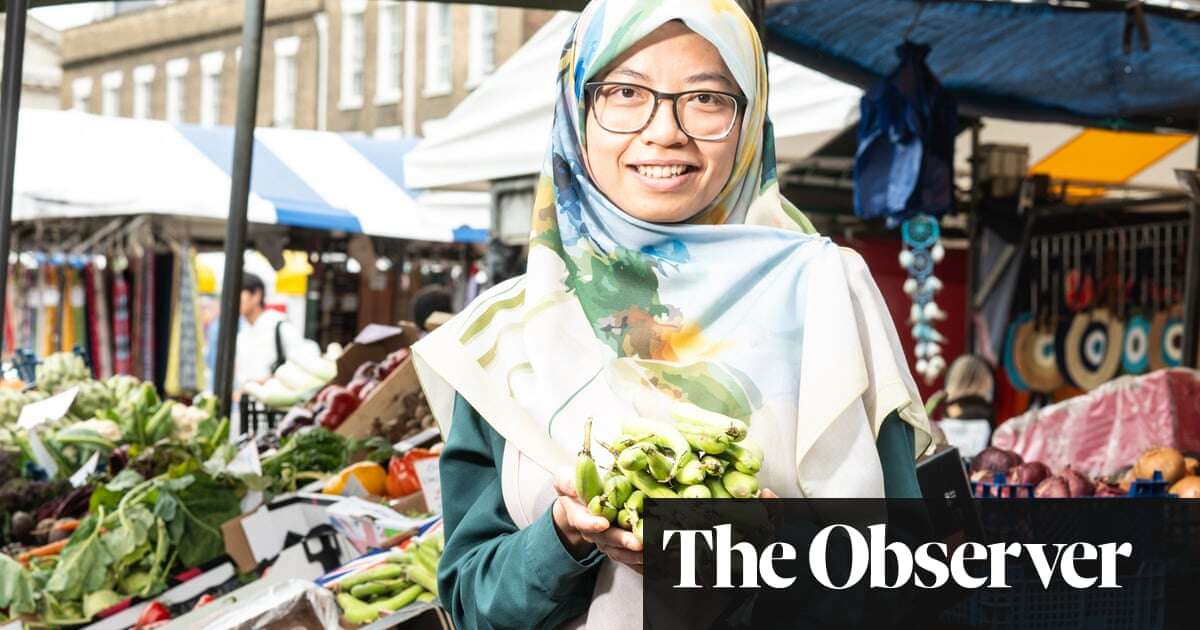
[412,1,932,628]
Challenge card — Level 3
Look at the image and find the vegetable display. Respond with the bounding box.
[333,531,443,626]
[972,445,1200,499]
[579,402,765,543]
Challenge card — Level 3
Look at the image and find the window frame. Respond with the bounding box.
[132,65,155,119]
[165,57,190,124]
[375,1,403,105]
[339,0,367,110]
[423,3,453,97]
[467,5,498,89]
[274,36,301,128]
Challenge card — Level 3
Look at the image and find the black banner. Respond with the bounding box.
[643,498,1200,630]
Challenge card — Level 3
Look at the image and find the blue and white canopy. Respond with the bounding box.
[13,110,489,243]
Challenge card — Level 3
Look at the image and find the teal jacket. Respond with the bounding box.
[437,393,920,630]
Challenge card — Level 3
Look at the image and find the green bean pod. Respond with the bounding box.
[644,445,675,483]
[675,451,706,486]
[604,474,633,508]
[371,584,426,614]
[622,467,678,499]
[705,477,733,499]
[680,484,713,499]
[722,470,760,499]
[724,440,763,475]
[624,490,646,513]
[700,455,727,477]
[669,401,749,442]
[575,419,604,504]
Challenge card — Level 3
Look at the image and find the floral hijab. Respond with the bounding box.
[414,0,930,492]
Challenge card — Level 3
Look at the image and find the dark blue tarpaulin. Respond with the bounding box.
[765,0,1200,132]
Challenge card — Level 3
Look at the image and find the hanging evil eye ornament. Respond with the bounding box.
[900,213,946,384]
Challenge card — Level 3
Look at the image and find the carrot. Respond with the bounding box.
[18,538,70,564]
[51,519,79,533]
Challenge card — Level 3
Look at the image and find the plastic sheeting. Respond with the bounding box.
[992,368,1200,477]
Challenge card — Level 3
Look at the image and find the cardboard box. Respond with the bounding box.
[222,494,342,573]
[332,322,421,387]
[334,355,423,439]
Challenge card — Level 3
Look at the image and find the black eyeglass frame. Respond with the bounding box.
[582,81,748,142]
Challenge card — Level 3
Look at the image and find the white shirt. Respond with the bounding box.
[233,310,307,390]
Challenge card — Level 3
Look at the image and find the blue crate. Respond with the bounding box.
[971,472,1036,498]
[941,561,1166,630]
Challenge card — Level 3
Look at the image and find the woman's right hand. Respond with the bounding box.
[551,472,645,573]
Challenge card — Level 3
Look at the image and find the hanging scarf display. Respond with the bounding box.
[61,266,80,354]
[91,264,114,379]
[142,253,156,384]
[129,254,143,378]
[165,247,205,395]
[112,263,133,376]
[40,264,59,357]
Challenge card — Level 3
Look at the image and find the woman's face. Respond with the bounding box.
[584,22,743,224]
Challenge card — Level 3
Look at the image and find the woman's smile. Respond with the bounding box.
[627,160,699,192]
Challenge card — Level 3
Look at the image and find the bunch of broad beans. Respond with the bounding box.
[576,402,764,543]
[334,532,442,626]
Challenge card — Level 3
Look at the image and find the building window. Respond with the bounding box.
[71,77,93,112]
[166,58,189,124]
[101,71,122,117]
[340,0,366,109]
[375,1,402,104]
[274,37,300,128]
[133,65,155,119]
[467,6,497,87]
[200,51,224,127]
[424,3,452,96]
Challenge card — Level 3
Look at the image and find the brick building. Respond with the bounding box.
[60,0,554,136]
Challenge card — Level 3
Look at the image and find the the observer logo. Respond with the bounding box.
[664,524,1133,591]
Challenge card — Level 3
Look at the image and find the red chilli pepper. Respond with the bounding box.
[134,601,170,629]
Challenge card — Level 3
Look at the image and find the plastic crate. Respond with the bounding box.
[941,561,1166,630]
[971,472,1035,498]
[240,395,288,436]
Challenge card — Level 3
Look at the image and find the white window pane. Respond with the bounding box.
[341,10,365,105]
[425,4,452,94]
[274,53,297,128]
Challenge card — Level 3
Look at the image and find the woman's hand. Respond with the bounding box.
[552,471,645,573]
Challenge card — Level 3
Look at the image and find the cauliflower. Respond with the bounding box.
[35,352,91,393]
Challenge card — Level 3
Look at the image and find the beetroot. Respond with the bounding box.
[1008,462,1051,487]
[971,447,1023,474]
[1035,476,1071,498]
[1060,467,1094,497]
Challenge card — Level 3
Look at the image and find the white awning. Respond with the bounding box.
[404,12,863,190]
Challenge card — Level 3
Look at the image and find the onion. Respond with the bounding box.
[971,447,1023,474]
[1185,457,1199,477]
[1060,467,1094,497]
[1169,476,1200,499]
[1134,447,1187,484]
[1008,462,1051,486]
[1035,476,1071,498]
[1094,482,1126,497]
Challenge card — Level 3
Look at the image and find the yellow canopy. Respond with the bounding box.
[1031,129,1192,197]
[275,251,313,296]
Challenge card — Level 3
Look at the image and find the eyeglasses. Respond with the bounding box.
[583,81,746,142]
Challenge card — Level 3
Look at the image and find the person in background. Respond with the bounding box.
[233,273,306,392]
[931,354,995,458]
[410,285,453,334]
